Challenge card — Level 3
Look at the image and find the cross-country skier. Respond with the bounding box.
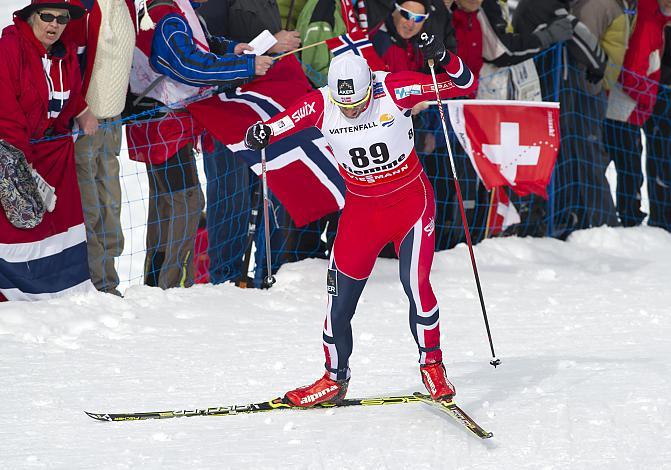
[244,33,476,406]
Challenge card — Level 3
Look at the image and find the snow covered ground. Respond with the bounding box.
[2,226,670,469]
[3,7,671,469]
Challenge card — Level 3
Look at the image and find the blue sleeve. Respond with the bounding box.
[150,13,255,88]
[208,35,238,55]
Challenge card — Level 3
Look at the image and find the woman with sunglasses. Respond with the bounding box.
[244,36,475,407]
[0,0,98,301]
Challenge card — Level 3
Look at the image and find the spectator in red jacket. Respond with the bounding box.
[372,0,430,73]
[0,0,98,301]
[452,0,483,98]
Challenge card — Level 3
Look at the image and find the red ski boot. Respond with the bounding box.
[420,361,456,400]
[284,372,349,407]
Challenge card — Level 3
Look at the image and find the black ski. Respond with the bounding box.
[413,392,493,439]
[85,394,422,422]
[86,393,493,439]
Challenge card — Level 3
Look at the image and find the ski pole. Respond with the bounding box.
[424,42,500,368]
[260,148,276,287]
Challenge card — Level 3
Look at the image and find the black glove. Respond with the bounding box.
[418,32,449,66]
[244,122,271,150]
[585,68,604,85]
[534,17,574,49]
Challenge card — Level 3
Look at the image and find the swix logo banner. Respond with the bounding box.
[325,31,387,72]
[447,100,561,198]
[291,101,316,122]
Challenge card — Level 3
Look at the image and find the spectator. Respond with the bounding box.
[197,0,301,51]
[643,26,671,231]
[277,0,309,30]
[295,0,352,86]
[0,0,98,301]
[604,0,671,226]
[126,0,273,289]
[372,0,430,73]
[452,0,484,93]
[477,0,572,102]
[366,0,395,29]
[62,0,136,297]
[514,0,614,238]
[200,0,323,288]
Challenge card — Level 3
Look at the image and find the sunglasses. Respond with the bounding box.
[37,12,71,25]
[394,3,429,22]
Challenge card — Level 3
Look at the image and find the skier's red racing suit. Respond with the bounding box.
[265,54,476,380]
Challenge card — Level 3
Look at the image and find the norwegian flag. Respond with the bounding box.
[447,100,561,198]
[486,187,520,237]
[186,56,345,227]
[325,31,387,72]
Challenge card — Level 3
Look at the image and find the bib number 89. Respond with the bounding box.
[349,142,390,168]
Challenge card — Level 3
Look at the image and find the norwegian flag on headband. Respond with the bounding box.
[486,187,520,237]
[447,100,561,198]
[325,30,387,72]
[186,56,345,227]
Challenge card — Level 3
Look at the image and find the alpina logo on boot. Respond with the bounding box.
[300,384,339,405]
[422,369,436,395]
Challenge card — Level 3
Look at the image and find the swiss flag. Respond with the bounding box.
[486,187,520,237]
[447,100,561,198]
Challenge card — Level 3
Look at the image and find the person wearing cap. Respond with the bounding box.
[0,0,98,301]
[244,37,476,407]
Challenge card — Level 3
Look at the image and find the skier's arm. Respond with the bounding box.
[385,57,476,110]
[244,90,324,150]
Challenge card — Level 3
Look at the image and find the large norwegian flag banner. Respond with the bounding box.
[447,100,561,198]
[186,56,345,227]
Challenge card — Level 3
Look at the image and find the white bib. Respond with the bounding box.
[319,72,416,186]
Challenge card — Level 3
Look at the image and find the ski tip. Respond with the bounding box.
[85,411,111,421]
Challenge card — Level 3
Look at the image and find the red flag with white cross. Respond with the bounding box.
[447,100,561,198]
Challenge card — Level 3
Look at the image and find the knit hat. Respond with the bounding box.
[15,0,86,21]
[0,140,46,230]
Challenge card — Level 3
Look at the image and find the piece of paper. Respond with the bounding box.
[244,29,277,56]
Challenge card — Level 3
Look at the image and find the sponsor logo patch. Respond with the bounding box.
[269,115,295,135]
[291,101,316,123]
[421,81,455,94]
[379,113,395,127]
[424,217,435,236]
[394,84,422,99]
[338,79,355,96]
[327,268,338,296]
